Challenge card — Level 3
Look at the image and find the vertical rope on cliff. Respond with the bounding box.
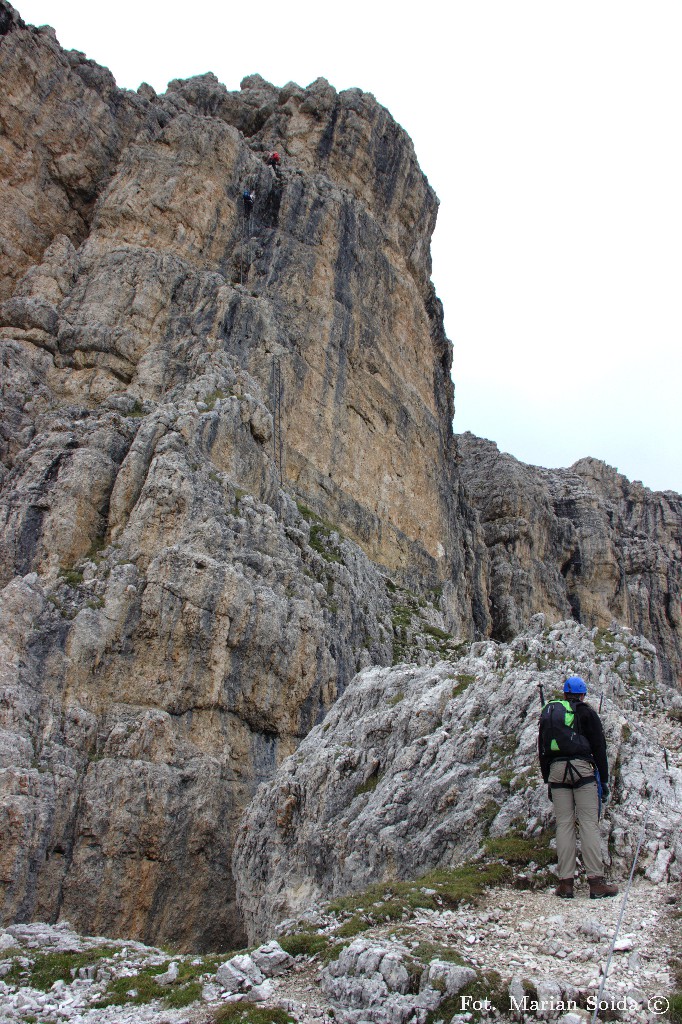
[278,362,283,487]
[271,356,283,486]
[240,207,245,286]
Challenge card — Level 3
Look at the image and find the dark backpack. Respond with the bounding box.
[539,699,593,761]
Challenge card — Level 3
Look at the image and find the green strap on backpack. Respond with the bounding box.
[540,699,593,760]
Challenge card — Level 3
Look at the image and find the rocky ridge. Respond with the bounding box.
[457,435,682,684]
[233,619,682,942]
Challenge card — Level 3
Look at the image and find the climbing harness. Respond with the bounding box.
[549,758,597,790]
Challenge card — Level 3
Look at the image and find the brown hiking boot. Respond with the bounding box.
[554,878,574,898]
[589,876,619,899]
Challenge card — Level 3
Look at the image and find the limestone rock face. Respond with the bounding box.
[1,0,680,956]
[0,2,156,303]
[0,3,487,950]
[1,8,479,599]
[0,468,403,949]
[233,618,682,943]
[458,434,682,682]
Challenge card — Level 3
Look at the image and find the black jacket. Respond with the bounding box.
[538,697,609,785]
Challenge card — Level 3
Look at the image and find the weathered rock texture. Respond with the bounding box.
[457,433,682,683]
[0,0,485,602]
[0,0,486,951]
[1,0,681,956]
[233,618,682,943]
[0,7,154,304]
[2,883,680,1024]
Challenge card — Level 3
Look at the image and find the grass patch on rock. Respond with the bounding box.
[213,1007,296,1024]
[205,388,226,410]
[278,933,329,958]
[94,964,169,1007]
[93,957,212,1010]
[309,523,343,563]
[594,628,617,654]
[58,567,84,588]
[296,502,344,563]
[354,767,383,798]
[334,914,374,938]
[489,735,518,759]
[485,831,554,868]
[479,799,501,834]
[410,940,469,967]
[327,859,512,935]
[459,970,508,1020]
[451,673,476,696]
[423,624,452,642]
[424,972,508,1024]
[5,947,120,991]
[165,980,202,1008]
[325,827,553,936]
[425,995,462,1023]
[392,605,413,630]
[668,991,682,1024]
[417,863,512,906]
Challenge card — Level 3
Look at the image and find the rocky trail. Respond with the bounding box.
[1,878,679,1024]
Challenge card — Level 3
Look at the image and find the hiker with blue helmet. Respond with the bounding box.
[538,676,618,900]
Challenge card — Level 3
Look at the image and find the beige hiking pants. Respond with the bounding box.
[549,758,604,879]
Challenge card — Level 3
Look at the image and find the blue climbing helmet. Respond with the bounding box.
[564,676,588,695]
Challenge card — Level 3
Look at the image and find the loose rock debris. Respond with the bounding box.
[1,879,678,1023]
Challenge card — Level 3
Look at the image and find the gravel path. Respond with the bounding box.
[1,879,678,1023]
[270,879,680,1022]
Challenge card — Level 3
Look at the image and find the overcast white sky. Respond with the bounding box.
[16,1,682,493]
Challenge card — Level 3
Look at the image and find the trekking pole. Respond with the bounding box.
[590,792,655,1023]
[590,749,675,1024]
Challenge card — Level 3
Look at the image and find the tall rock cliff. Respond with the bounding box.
[457,434,682,683]
[0,0,482,602]
[0,1,487,951]
[1,0,681,957]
